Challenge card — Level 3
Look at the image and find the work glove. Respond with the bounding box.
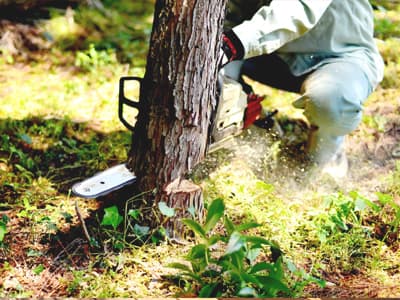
[218,30,245,69]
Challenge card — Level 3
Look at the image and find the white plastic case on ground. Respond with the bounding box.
[71,164,136,198]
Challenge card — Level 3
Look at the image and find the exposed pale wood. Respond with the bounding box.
[162,178,204,239]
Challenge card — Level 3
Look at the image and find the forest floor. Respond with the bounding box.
[0,1,400,298]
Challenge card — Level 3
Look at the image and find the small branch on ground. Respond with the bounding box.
[74,199,92,244]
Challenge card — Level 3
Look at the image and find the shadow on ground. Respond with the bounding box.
[0,117,147,293]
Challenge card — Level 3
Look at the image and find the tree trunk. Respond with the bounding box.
[127,0,227,238]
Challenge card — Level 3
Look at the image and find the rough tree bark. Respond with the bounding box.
[127,0,227,237]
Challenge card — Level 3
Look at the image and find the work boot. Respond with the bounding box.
[320,145,348,179]
[306,128,349,180]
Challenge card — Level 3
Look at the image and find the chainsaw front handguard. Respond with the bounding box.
[118,76,142,131]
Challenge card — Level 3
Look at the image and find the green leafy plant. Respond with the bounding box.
[158,201,175,218]
[312,191,380,243]
[33,264,45,275]
[375,192,400,240]
[300,191,400,274]
[99,199,169,250]
[101,206,123,230]
[75,44,118,72]
[169,198,297,298]
[99,205,125,250]
[0,214,9,244]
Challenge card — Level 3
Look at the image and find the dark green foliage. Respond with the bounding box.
[0,117,131,202]
[169,198,324,298]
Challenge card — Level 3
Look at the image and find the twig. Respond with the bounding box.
[75,200,91,244]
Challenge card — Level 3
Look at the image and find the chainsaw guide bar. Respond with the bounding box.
[71,164,136,198]
[71,76,270,199]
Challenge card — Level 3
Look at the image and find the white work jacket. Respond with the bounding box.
[232,0,384,89]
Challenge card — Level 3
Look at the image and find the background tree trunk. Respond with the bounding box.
[128,0,227,238]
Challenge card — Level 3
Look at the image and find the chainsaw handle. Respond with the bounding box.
[118,76,142,131]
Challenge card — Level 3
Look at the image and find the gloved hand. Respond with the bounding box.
[218,30,245,69]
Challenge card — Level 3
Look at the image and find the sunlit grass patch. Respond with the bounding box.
[0,117,131,205]
[200,146,400,294]
[72,1,153,67]
[201,152,313,260]
[0,53,139,132]
[385,161,400,197]
[67,243,185,298]
[375,38,400,89]
[375,8,400,40]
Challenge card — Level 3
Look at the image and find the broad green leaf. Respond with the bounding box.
[101,206,123,230]
[314,277,327,288]
[182,219,206,238]
[203,269,221,280]
[0,222,6,242]
[241,273,262,286]
[244,235,274,246]
[158,201,175,217]
[19,133,32,144]
[246,247,261,265]
[128,209,140,220]
[199,282,220,297]
[60,211,73,223]
[227,268,242,282]
[33,264,45,275]
[299,269,326,288]
[1,215,9,223]
[151,227,166,244]
[236,222,261,232]
[268,257,285,280]
[187,244,207,260]
[113,241,124,251]
[331,214,348,230]
[207,234,224,247]
[256,275,290,293]
[204,198,225,233]
[229,251,245,270]
[354,197,368,211]
[244,236,282,258]
[224,215,235,235]
[249,261,274,274]
[376,192,394,207]
[351,191,381,212]
[238,286,258,297]
[133,224,150,237]
[191,260,207,274]
[359,195,382,213]
[89,237,100,248]
[285,259,298,273]
[225,231,245,255]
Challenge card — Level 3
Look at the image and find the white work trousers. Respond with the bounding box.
[223,54,373,164]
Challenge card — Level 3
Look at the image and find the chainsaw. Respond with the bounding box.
[71,75,275,198]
